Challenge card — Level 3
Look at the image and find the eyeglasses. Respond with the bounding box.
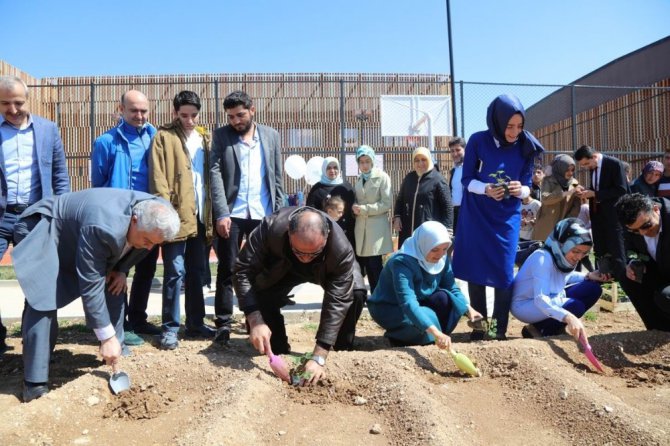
[291,244,325,260]
[627,219,654,234]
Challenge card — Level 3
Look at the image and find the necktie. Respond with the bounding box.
[592,167,599,213]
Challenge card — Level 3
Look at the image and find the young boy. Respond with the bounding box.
[519,195,541,242]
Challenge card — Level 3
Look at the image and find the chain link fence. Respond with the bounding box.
[25,76,670,193]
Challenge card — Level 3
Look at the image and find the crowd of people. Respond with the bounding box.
[1,74,668,402]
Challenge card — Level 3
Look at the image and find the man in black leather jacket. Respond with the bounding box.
[233,206,367,385]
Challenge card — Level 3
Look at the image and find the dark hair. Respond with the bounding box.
[323,195,345,212]
[448,137,466,149]
[288,207,329,238]
[615,193,654,226]
[223,90,253,110]
[173,90,201,111]
[574,145,596,161]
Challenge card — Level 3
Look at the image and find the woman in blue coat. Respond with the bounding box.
[452,94,544,340]
[368,221,481,349]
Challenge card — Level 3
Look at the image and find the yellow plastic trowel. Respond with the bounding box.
[447,349,482,377]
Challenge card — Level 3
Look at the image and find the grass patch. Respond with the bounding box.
[302,322,318,332]
[583,311,598,322]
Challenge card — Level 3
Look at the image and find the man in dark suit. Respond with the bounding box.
[574,145,629,280]
[615,194,670,331]
[14,189,179,402]
[0,75,70,354]
[209,91,284,344]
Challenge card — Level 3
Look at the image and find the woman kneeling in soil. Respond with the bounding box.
[367,221,481,349]
[511,218,609,339]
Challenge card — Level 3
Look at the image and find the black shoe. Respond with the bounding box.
[185,324,216,339]
[213,327,230,345]
[521,324,542,339]
[22,383,49,403]
[493,333,508,341]
[0,325,7,355]
[133,322,162,336]
[469,330,485,341]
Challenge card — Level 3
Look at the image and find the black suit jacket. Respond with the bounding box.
[623,197,670,284]
[590,154,629,218]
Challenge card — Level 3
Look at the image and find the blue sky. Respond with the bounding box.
[2,0,668,84]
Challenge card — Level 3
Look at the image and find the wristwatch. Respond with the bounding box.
[310,355,326,366]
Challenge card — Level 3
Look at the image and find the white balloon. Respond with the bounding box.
[305,156,325,186]
[284,155,307,180]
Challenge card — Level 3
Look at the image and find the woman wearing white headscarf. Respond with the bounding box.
[512,218,608,339]
[306,157,356,246]
[368,221,481,348]
[393,147,453,248]
[352,145,393,293]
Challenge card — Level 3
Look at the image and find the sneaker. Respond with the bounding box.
[133,322,162,336]
[160,331,179,350]
[213,327,231,345]
[22,382,49,403]
[124,331,145,346]
[185,324,216,339]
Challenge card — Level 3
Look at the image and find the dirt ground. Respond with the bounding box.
[0,309,668,446]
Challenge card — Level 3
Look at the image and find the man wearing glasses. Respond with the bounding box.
[233,206,367,385]
[615,193,670,330]
[91,90,162,348]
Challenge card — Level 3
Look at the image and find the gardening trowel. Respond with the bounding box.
[266,348,291,383]
[109,362,131,395]
[446,349,482,377]
[578,332,604,373]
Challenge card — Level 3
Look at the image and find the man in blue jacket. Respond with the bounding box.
[91,90,161,345]
[0,75,70,355]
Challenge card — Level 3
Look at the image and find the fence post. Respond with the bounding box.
[459,80,465,138]
[339,79,345,168]
[90,82,96,149]
[214,80,220,129]
[571,84,577,150]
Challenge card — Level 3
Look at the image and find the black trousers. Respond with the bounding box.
[214,217,261,328]
[619,274,670,331]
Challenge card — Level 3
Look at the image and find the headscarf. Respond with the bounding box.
[543,218,592,273]
[320,157,343,185]
[551,154,576,190]
[642,160,664,176]
[396,221,451,274]
[486,94,545,159]
[356,145,376,181]
[412,147,435,176]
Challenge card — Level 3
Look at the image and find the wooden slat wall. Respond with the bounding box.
[28,72,453,197]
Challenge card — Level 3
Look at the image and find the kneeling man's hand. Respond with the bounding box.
[247,312,272,355]
[299,360,326,386]
[100,335,122,366]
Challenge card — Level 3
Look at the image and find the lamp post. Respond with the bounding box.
[446,0,457,136]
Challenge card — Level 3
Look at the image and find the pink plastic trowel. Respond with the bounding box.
[578,332,604,373]
[267,348,291,383]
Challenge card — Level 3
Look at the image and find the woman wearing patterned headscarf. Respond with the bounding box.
[532,154,581,241]
[452,94,545,340]
[393,147,453,249]
[352,145,393,293]
[631,160,664,197]
[368,221,481,348]
[306,156,356,247]
[512,218,609,339]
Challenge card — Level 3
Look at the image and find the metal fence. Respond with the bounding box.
[23,76,670,192]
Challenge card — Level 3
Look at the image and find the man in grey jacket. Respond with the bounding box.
[209,91,284,344]
[14,189,179,402]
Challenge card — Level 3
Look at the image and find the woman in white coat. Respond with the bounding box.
[352,145,393,293]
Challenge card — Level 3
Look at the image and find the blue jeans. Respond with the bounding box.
[161,221,208,332]
[126,246,159,329]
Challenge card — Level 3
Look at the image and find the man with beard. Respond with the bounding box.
[209,91,284,344]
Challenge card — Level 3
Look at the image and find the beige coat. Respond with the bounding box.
[149,121,213,242]
[354,168,393,256]
[532,176,580,241]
